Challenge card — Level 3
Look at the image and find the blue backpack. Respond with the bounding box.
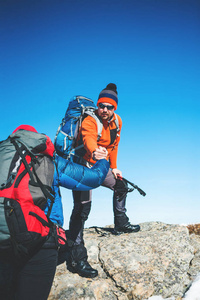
[54,96,102,159]
[54,95,119,160]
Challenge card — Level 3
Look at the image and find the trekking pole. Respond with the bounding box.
[116,175,146,198]
[122,177,146,197]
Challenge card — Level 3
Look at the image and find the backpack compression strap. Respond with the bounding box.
[10,138,55,216]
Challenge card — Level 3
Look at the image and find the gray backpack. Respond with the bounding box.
[0,129,55,259]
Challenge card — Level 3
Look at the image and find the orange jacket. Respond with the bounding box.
[76,112,122,169]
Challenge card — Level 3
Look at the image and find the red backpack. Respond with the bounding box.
[0,126,55,261]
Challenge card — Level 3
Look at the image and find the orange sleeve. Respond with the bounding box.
[81,116,98,156]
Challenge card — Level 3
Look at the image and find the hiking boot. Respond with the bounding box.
[113,222,140,235]
[67,258,98,278]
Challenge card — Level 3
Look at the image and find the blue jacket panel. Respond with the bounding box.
[44,165,64,226]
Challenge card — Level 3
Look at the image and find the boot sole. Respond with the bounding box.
[113,228,140,235]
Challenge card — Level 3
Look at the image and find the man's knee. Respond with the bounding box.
[80,201,91,221]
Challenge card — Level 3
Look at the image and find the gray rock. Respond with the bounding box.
[187,234,200,280]
[48,222,197,300]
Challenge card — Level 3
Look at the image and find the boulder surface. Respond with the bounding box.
[48,222,200,300]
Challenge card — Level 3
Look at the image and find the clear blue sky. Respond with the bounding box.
[1,0,200,228]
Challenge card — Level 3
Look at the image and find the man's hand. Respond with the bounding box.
[92,146,108,161]
[112,168,122,179]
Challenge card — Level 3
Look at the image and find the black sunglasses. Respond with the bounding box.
[99,103,114,110]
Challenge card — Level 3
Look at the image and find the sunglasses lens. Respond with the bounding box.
[99,103,114,110]
[99,103,105,109]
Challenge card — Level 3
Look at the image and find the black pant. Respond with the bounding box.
[68,169,129,262]
[0,247,58,300]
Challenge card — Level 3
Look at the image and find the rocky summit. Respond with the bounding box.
[48,222,200,300]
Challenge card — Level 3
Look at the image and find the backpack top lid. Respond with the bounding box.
[10,125,54,158]
[12,124,38,134]
[0,125,55,190]
[65,96,97,116]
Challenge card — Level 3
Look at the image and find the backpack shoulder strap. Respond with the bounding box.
[114,113,120,133]
[84,111,103,141]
